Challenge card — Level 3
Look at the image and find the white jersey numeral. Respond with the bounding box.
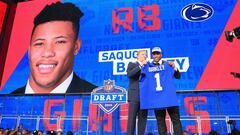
[154,73,163,91]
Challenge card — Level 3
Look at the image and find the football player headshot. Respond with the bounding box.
[11,2,96,94]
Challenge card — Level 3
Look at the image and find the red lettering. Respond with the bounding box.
[112,5,161,34]
[88,104,98,131]
[112,7,133,33]
[103,113,112,132]
[184,96,211,133]
[88,104,113,132]
[138,5,160,30]
[120,104,128,132]
[72,99,83,131]
[43,99,65,130]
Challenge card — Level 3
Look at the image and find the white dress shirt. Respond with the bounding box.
[25,72,73,94]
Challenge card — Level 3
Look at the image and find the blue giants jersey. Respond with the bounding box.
[139,62,179,109]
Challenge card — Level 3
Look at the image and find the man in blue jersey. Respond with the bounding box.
[139,60,179,109]
[151,47,182,135]
[127,50,148,135]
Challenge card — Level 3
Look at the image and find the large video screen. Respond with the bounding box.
[0,0,240,94]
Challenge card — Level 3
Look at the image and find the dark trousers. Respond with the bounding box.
[127,101,148,135]
[154,106,183,135]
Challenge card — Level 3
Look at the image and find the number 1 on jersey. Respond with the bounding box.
[154,73,163,91]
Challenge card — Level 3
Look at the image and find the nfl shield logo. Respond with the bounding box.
[104,80,113,91]
[91,80,127,114]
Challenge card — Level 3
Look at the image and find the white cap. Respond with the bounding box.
[152,47,162,53]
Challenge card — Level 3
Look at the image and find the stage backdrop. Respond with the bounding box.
[0,0,240,134]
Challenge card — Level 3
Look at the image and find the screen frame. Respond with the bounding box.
[0,0,18,88]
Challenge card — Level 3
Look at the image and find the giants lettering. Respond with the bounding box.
[43,99,83,131]
[72,99,83,131]
[43,99,66,130]
[88,104,113,132]
[184,96,211,133]
[119,104,128,132]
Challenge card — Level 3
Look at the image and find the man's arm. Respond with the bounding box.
[168,61,181,79]
[174,69,181,79]
[127,62,141,78]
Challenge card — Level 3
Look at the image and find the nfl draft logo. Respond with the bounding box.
[91,80,127,114]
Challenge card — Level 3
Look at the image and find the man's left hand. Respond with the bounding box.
[168,61,175,68]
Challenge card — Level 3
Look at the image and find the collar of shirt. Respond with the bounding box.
[136,60,146,68]
[137,60,142,65]
[25,72,74,94]
[153,59,163,65]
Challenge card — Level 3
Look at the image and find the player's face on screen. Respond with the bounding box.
[152,52,162,62]
[28,21,81,93]
[137,51,147,62]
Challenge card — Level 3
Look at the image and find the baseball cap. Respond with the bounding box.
[151,47,162,53]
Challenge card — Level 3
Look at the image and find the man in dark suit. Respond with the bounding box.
[151,47,182,135]
[127,50,148,135]
[11,2,96,94]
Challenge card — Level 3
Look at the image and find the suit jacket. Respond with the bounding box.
[127,61,142,102]
[11,72,96,94]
